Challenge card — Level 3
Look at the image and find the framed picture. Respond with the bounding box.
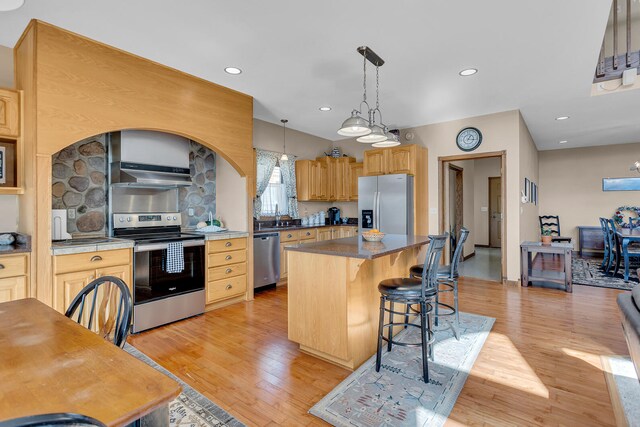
[533,183,538,205]
[0,146,5,184]
[524,178,530,200]
[530,180,535,204]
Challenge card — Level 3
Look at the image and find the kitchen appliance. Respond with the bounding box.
[253,232,280,289]
[51,209,72,240]
[358,174,414,234]
[109,130,192,188]
[112,212,205,333]
[328,207,341,225]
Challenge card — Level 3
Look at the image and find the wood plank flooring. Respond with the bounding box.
[128,273,629,426]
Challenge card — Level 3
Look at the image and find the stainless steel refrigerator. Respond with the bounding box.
[358,174,414,235]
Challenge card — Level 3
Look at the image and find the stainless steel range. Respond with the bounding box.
[113,213,205,333]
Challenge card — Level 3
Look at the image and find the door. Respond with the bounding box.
[54,269,95,313]
[377,174,413,235]
[349,162,363,201]
[489,177,502,248]
[0,276,27,303]
[358,176,377,232]
[388,145,416,175]
[448,165,463,260]
[363,149,387,176]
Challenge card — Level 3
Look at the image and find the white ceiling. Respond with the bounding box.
[0,0,628,151]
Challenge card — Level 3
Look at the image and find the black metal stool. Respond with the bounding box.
[409,227,469,340]
[375,234,447,383]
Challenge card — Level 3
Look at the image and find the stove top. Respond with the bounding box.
[122,232,204,245]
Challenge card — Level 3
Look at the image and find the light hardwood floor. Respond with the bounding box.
[128,275,628,426]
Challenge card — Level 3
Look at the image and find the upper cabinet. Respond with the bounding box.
[363,145,419,176]
[296,156,355,202]
[349,162,363,201]
[0,88,23,195]
[0,89,19,138]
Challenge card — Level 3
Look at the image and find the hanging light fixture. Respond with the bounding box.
[372,128,401,148]
[280,119,288,161]
[338,46,397,146]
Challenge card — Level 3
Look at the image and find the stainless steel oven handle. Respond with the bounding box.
[135,239,205,252]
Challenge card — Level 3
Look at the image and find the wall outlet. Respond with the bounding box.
[67,208,76,219]
[188,207,194,217]
[480,207,488,212]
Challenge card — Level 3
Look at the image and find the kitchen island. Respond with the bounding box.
[286,234,430,370]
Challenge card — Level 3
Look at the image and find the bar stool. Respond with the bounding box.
[375,234,447,383]
[409,227,469,340]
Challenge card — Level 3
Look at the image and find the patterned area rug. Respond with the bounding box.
[123,344,245,427]
[309,312,494,427]
[601,355,640,427]
[572,255,638,290]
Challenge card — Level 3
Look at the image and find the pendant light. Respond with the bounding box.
[372,128,401,147]
[337,51,372,137]
[280,119,288,161]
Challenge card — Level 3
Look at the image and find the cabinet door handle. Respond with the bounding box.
[225,255,232,260]
[225,268,232,274]
[90,256,102,262]
[287,234,292,238]
[225,284,233,290]
[306,232,311,236]
[0,264,4,269]
[225,241,232,247]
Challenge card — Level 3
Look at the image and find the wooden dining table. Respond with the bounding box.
[615,228,640,282]
[0,298,181,426]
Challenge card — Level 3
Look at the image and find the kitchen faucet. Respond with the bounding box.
[275,204,281,227]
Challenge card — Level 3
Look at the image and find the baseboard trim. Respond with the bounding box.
[463,252,475,261]
[475,244,490,248]
[504,279,520,287]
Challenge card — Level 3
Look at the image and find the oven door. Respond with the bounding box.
[133,241,205,305]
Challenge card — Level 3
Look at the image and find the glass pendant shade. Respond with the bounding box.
[356,125,387,143]
[338,111,372,137]
[280,153,288,161]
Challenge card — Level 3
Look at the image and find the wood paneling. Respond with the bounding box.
[14,20,254,307]
[129,254,627,426]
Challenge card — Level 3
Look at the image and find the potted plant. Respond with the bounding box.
[541,228,553,245]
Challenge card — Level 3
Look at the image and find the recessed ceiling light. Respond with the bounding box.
[224,67,242,75]
[559,140,568,144]
[319,106,332,112]
[459,68,478,76]
[0,0,24,11]
[555,116,570,121]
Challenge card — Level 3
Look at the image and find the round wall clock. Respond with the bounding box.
[456,127,482,152]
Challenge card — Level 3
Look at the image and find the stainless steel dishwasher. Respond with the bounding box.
[253,232,281,289]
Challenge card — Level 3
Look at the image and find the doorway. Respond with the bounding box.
[439,151,505,283]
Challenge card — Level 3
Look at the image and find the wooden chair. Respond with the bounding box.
[65,276,132,348]
[0,413,107,427]
[375,233,447,383]
[539,215,572,243]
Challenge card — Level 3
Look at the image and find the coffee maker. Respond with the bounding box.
[328,207,340,225]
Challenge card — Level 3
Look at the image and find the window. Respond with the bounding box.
[260,165,288,216]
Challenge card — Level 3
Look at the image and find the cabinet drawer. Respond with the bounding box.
[299,228,317,240]
[0,254,28,279]
[207,274,247,303]
[0,276,27,303]
[208,262,247,281]
[208,249,247,267]
[54,249,131,274]
[207,238,247,253]
[280,230,300,242]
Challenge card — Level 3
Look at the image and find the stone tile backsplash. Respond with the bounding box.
[52,134,216,236]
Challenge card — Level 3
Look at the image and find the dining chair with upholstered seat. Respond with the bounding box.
[65,276,132,348]
[0,413,107,427]
[539,215,572,243]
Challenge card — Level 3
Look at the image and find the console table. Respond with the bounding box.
[521,241,573,292]
[577,226,604,256]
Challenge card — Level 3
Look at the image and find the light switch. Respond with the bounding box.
[480,207,488,212]
[188,208,195,217]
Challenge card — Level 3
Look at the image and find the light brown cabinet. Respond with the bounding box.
[0,253,29,303]
[363,145,418,176]
[296,156,356,202]
[52,249,132,313]
[349,162,363,201]
[280,229,317,279]
[0,89,19,138]
[206,237,247,305]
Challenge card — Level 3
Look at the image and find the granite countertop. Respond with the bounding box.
[0,233,31,255]
[51,237,134,256]
[255,223,358,234]
[285,234,430,260]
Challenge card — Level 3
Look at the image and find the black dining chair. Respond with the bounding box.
[539,215,572,243]
[602,218,619,275]
[409,227,470,340]
[629,217,640,230]
[375,233,447,383]
[65,276,132,348]
[0,413,107,427]
[599,217,612,270]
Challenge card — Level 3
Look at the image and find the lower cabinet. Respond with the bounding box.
[52,248,132,314]
[0,253,29,303]
[206,237,247,306]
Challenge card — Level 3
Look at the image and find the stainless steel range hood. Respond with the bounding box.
[110,130,192,188]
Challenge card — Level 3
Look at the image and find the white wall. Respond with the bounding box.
[0,44,17,232]
[215,155,248,231]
